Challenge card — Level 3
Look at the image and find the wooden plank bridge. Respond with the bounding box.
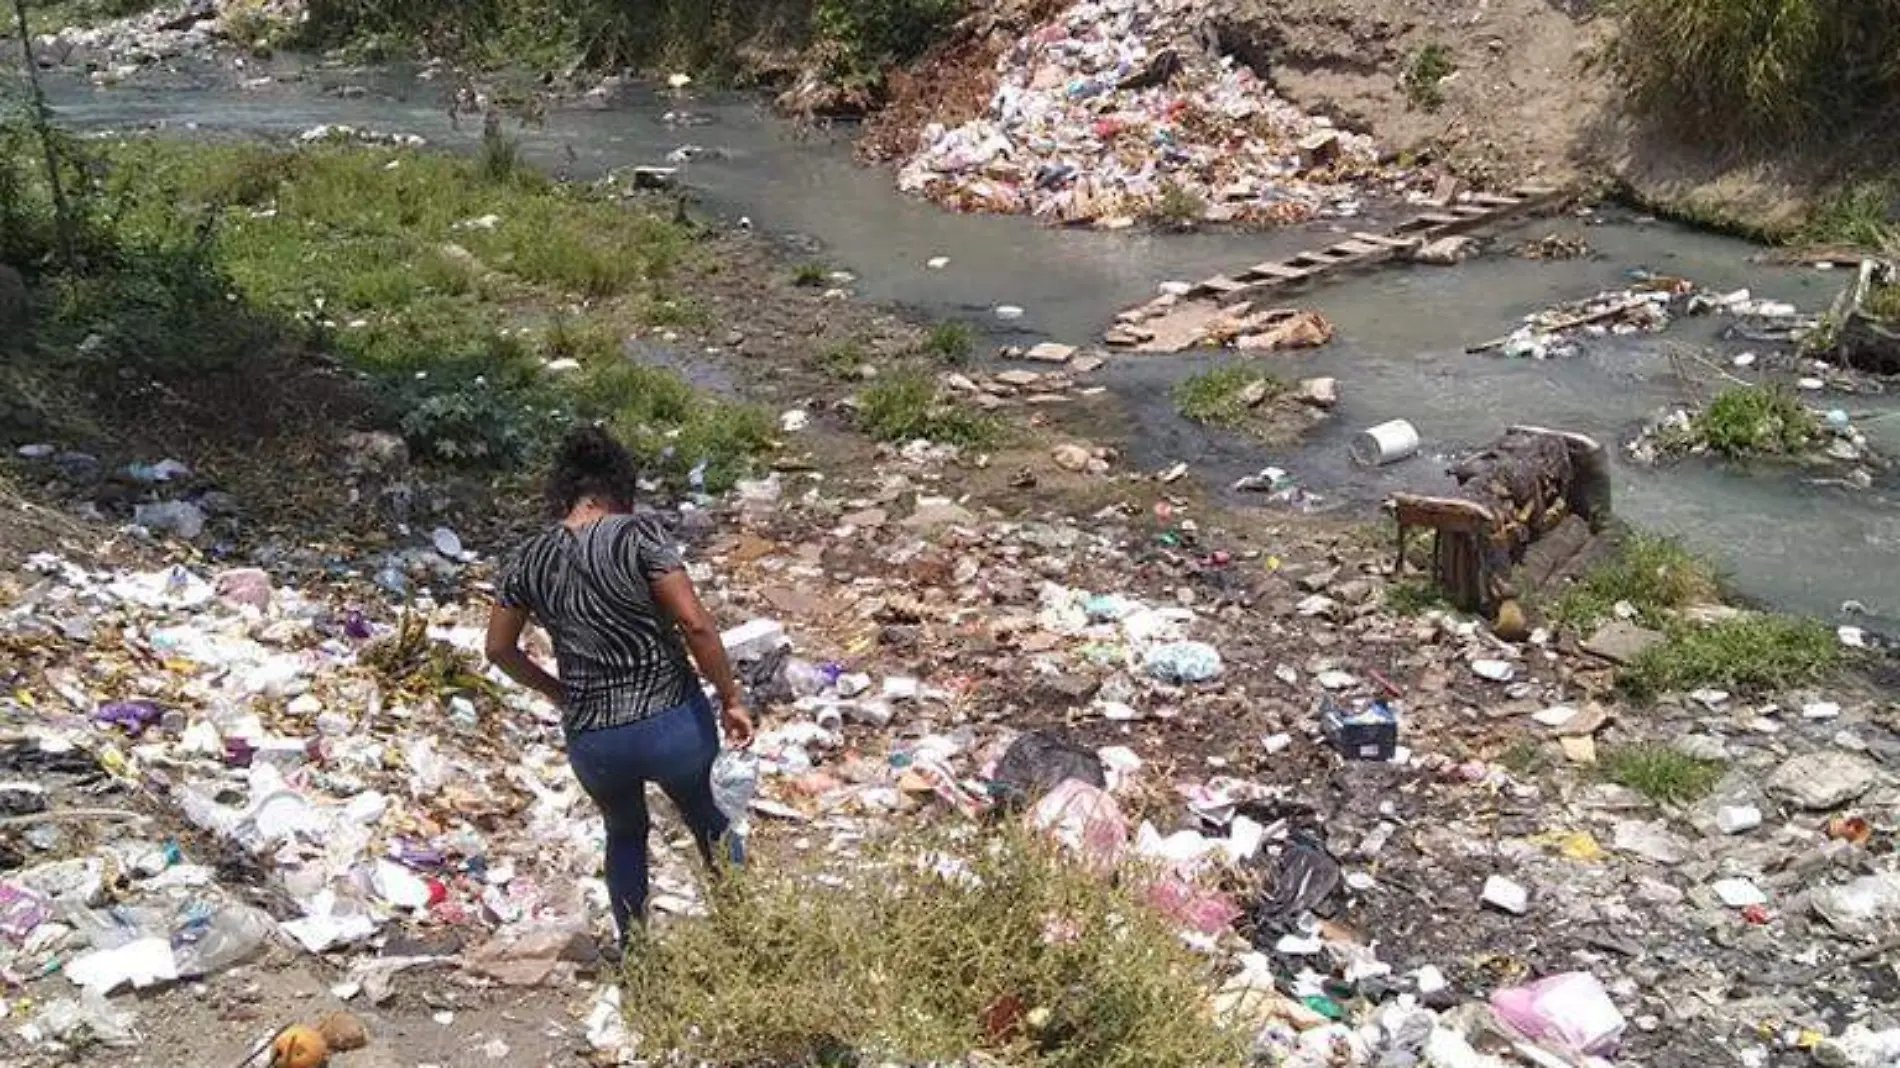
[1106,185,1563,353]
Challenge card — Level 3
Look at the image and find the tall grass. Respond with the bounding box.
[1611,0,1900,145]
[623,829,1247,1068]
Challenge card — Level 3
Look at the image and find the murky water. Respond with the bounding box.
[40,59,1900,624]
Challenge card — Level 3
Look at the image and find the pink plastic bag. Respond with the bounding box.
[1028,779,1129,872]
[1491,972,1626,1056]
[1145,876,1243,937]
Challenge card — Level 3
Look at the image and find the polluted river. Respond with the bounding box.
[41,60,1900,629]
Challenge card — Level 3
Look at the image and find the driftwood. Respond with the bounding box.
[1393,427,1611,614]
[1467,296,1653,354]
[1835,259,1900,375]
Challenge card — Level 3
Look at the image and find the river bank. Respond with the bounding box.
[4,43,1900,1068]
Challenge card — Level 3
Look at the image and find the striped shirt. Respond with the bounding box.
[496,512,696,734]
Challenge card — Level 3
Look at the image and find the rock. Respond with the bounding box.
[1471,659,1515,682]
[1814,1025,1900,1068]
[1481,875,1529,915]
[994,370,1041,388]
[1412,235,1480,266]
[1711,877,1767,908]
[1298,130,1341,168]
[1612,821,1689,865]
[1672,733,1729,761]
[316,1012,370,1052]
[1769,752,1880,811]
[902,499,977,531]
[1298,566,1341,592]
[1581,621,1665,665]
[1296,377,1338,408]
[1237,378,1272,407]
[1715,805,1762,834]
[1333,579,1374,605]
[1051,444,1098,473]
[1023,342,1077,363]
[1810,872,1900,937]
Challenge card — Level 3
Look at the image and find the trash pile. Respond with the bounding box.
[1473,275,1814,360]
[26,0,308,79]
[1626,399,1890,487]
[3,432,1898,1066]
[894,0,1388,229]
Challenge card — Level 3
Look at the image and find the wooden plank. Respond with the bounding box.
[1353,232,1421,249]
[1245,262,1309,280]
[1200,275,1248,294]
[1451,204,1492,217]
[1468,192,1524,207]
[1333,239,1384,256]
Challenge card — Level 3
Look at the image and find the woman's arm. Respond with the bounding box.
[650,571,754,748]
[485,605,565,704]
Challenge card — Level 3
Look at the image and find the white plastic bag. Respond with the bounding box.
[710,750,758,840]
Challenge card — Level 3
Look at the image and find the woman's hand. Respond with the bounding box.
[720,703,756,749]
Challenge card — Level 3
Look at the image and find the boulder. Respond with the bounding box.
[1770,752,1880,811]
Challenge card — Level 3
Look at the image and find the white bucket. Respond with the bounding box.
[1350,419,1420,466]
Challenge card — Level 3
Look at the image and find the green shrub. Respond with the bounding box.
[622,828,1247,1068]
[1621,615,1843,697]
[1690,384,1820,458]
[1146,179,1207,230]
[1173,366,1285,429]
[1598,744,1726,804]
[1869,283,1900,321]
[1548,531,1721,631]
[858,372,997,447]
[922,320,975,364]
[1798,182,1900,252]
[1610,0,1900,145]
[1402,43,1455,111]
[814,0,963,85]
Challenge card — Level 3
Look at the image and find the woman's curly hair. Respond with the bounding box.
[546,425,640,516]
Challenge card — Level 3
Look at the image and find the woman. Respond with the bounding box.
[485,427,754,943]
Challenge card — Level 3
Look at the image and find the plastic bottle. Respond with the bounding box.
[173,903,275,978]
[709,750,758,840]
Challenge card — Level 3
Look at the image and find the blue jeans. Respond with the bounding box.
[565,691,743,942]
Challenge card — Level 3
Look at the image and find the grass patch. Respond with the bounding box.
[1796,181,1899,252]
[1621,615,1842,697]
[1145,179,1207,231]
[1608,0,1900,147]
[1597,744,1725,805]
[1498,739,1554,779]
[1682,384,1821,458]
[792,261,831,287]
[858,371,998,448]
[1385,579,1453,617]
[1548,531,1721,631]
[1173,366,1287,430]
[1867,282,1900,322]
[622,828,1247,1068]
[1402,42,1455,111]
[2,127,770,490]
[921,319,975,365]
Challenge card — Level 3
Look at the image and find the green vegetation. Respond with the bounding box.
[858,371,998,448]
[792,261,831,287]
[1172,367,1286,430]
[816,338,872,380]
[622,830,1246,1068]
[297,0,963,85]
[1870,282,1900,322]
[1796,181,1899,252]
[921,319,975,365]
[21,0,157,34]
[1686,384,1821,458]
[1598,744,1726,805]
[0,122,770,489]
[1621,615,1842,697]
[1498,739,1555,779]
[1385,579,1454,617]
[1610,0,1900,147]
[1402,42,1455,111]
[1146,179,1207,231]
[1548,531,1721,631]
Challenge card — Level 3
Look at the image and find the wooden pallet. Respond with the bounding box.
[1106,185,1562,350]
